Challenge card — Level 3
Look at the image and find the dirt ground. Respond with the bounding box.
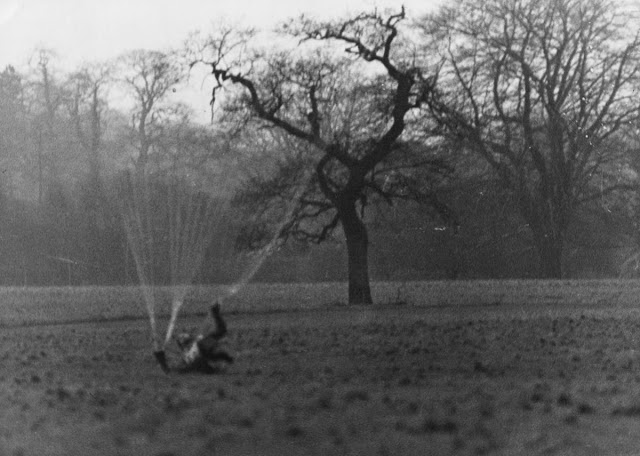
[3,302,640,455]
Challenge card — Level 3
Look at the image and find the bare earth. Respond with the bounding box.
[3,299,640,455]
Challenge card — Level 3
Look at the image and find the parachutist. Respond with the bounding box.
[174,302,234,374]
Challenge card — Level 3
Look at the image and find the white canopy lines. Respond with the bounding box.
[120,164,230,354]
[119,156,311,370]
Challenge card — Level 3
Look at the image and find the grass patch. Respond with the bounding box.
[612,405,640,417]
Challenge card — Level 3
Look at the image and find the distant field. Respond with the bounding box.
[0,279,639,326]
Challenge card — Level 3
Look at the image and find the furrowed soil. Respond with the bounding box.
[4,288,640,454]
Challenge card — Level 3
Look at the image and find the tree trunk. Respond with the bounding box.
[534,232,563,279]
[339,200,373,304]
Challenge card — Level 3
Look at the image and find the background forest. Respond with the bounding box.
[0,0,638,288]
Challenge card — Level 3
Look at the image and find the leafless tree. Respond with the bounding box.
[0,65,29,200]
[28,48,64,207]
[423,0,640,277]
[67,62,111,228]
[116,50,183,173]
[190,9,443,303]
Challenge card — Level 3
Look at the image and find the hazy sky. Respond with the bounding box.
[0,0,443,121]
[0,0,442,68]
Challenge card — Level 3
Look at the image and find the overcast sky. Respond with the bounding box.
[0,0,443,120]
[0,0,443,67]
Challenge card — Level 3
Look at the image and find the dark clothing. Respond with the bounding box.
[175,303,233,373]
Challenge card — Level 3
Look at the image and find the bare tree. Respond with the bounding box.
[67,62,111,228]
[190,9,443,303]
[28,48,64,207]
[423,0,640,277]
[116,50,183,172]
[0,65,29,200]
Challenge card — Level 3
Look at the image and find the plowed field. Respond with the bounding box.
[2,282,640,455]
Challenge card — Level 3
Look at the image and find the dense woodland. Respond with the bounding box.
[0,0,639,300]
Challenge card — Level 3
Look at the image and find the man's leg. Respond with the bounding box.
[197,333,234,363]
[209,302,227,340]
[203,350,234,364]
[194,302,233,365]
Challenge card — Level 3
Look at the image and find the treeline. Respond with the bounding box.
[0,0,639,290]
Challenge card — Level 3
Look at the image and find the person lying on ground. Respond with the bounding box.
[154,302,234,374]
[174,302,234,373]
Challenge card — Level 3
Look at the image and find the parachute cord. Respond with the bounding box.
[219,166,312,304]
[162,286,189,349]
[140,284,160,352]
[163,298,182,349]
